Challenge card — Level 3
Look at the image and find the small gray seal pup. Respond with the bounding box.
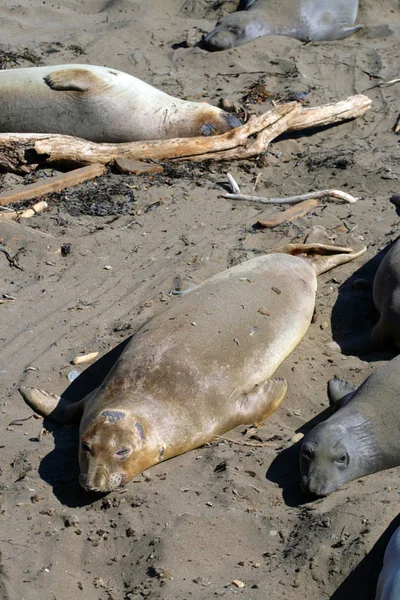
[300,356,400,496]
[376,526,400,600]
[0,64,241,142]
[203,0,362,51]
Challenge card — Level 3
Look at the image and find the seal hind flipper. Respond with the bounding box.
[19,386,85,424]
[238,377,287,423]
[327,377,355,411]
[275,242,367,276]
[44,68,104,93]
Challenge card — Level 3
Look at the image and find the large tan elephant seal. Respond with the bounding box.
[0,64,241,142]
[203,0,362,51]
[300,356,400,497]
[20,242,365,493]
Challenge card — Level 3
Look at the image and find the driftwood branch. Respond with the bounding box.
[0,94,371,173]
[0,164,106,205]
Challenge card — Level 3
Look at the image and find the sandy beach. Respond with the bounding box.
[1,1,400,598]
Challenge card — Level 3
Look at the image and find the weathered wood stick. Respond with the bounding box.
[257,199,319,228]
[224,189,359,205]
[0,164,106,206]
[0,94,371,172]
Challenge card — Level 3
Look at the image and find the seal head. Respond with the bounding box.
[300,359,400,496]
[79,409,151,493]
[299,412,376,496]
[203,12,267,51]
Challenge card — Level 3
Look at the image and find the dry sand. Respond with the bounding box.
[1,1,400,598]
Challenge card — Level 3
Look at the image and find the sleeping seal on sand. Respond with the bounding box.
[300,356,400,496]
[370,238,400,349]
[0,64,241,142]
[20,242,365,493]
[376,526,400,600]
[203,0,362,51]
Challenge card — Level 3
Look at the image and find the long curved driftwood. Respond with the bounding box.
[0,94,371,173]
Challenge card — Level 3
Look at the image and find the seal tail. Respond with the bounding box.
[274,242,367,276]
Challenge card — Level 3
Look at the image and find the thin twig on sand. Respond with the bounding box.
[223,189,359,205]
[215,435,277,448]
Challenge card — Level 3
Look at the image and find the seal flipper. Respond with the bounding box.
[329,24,363,40]
[327,377,355,411]
[44,68,104,92]
[19,386,85,424]
[238,377,287,424]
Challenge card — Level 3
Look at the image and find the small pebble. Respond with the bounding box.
[232,580,245,589]
[320,321,329,330]
[67,370,80,382]
[291,432,304,444]
[64,515,79,527]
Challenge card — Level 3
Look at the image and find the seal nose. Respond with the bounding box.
[84,467,109,493]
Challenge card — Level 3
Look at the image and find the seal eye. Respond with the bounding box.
[82,441,92,453]
[301,446,314,461]
[115,447,131,460]
[335,454,348,466]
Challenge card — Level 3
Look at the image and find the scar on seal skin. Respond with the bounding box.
[20,241,365,493]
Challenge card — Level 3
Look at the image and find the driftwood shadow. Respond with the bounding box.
[266,406,332,507]
[330,238,399,361]
[331,513,400,600]
[37,336,131,507]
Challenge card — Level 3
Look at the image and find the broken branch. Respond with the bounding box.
[224,189,359,205]
[0,164,106,206]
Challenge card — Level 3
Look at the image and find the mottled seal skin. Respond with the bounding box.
[376,526,400,600]
[203,0,362,51]
[371,239,400,349]
[20,244,365,493]
[0,64,241,142]
[300,356,400,497]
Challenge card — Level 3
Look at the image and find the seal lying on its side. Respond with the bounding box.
[370,238,400,349]
[20,243,365,493]
[300,356,400,497]
[376,526,400,600]
[0,64,241,142]
[203,0,362,51]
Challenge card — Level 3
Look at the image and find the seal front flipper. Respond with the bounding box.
[19,386,85,424]
[238,377,287,424]
[327,377,355,411]
[44,68,104,92]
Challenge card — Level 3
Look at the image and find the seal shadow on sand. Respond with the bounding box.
[266,407,332,507]
[330,234,400,361]
[331,514,400,600]
[37,337,130,508]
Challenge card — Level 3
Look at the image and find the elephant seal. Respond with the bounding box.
[370,238,400,349]
[376,526,400,600]
[300,356,400,497]
[0,64,241,142]
[203,0,362,51]
[20,242,365,493]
